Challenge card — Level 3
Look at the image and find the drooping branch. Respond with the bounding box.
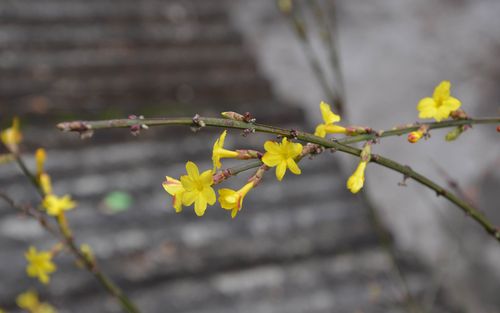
[57,116,500,242]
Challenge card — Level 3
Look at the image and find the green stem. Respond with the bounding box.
[338,118,500,144]
[58,116,500,242]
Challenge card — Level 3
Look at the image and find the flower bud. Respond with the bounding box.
[445,126,464,141]
[408,131,423,143]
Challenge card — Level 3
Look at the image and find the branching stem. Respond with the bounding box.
[57,116,500,242]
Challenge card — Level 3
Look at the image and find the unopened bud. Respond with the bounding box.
[221,111,245,121]
[445,126,465,141]
[408,131,423,143]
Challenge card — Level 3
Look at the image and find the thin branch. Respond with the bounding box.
[279,1,343,113]
[337,118,500,144]
[58,116,500,242]
[2,142,142,313]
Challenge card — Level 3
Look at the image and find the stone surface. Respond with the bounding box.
[0,1,461,312]
[229,0,500,312]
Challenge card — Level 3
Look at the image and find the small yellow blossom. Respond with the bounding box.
[42,194,76,216]
[407,130,423,143]
[36,304,56,313]
[218,182,254,218]
[16,290,57,313]
[179,161,216,216]
[278,0,293,13]
[17,290,39,311]
[212,130,239,171]
[35,148,46,177]
[162,176,185,213]
[1,117,22,152]
[417,81,461,122]
[25,247,57,284]
[347,161,367,194]
[314,101,346,138]
[262,137,302,181]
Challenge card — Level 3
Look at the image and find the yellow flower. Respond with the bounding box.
[1,117,22,151]
[35,148,46,177]
[212,130,239,171]
[36,303,56,313]
[162,176,185,213]
[180,161,216,216]
[278,0,293,13]
[262,137,302,181]
[42,194,76,216]
[314,101,346,137]
[218,182,254,218]
[417,81,461,122]
[25,247,57,284]
[17,290,39,311]
[407,130,423,143]
[16,290,57,313]
[347,161,367,194]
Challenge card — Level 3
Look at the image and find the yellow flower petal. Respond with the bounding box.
[276,161,287,181]
[417,97,437,119]
[443,97,461,111]
[320,101,341,124]
[202,186,216,205]
[314,124,326,138]
[194,197,207,216]
[162,176,183,196]
[264,141,281,154]
[324,124,347,134]
[199,170,214,186]
[173,193,184,213]
[432,80,450,102]
[185,161,199,179]
[261,152,282,167]
[286,158,301,175]
[182,190,198,206]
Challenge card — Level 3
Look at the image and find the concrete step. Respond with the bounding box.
[0,0,227,26]
[0,22,237,50]
[0,44,254,75]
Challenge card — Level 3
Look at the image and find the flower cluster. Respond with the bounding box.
[163,125,304,218]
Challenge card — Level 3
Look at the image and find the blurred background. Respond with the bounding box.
[1,0,499,312]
